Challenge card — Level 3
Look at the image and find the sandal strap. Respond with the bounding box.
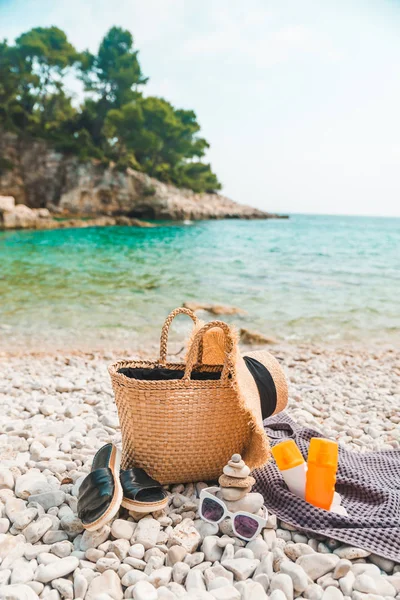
[77,467,114,513]
[120,468,164,500]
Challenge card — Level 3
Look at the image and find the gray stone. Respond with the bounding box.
[28,491,65,510]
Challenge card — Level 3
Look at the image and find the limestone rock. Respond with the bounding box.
[86,569,123,600]
[0,584,39,599]
[297,554,339,581]
[35,556,79,583]
[170,519,202,553]
[15,473,51,499]
[221,558,260,581]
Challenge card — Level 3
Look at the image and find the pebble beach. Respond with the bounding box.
[0,342,399,600]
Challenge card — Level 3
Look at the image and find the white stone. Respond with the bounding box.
[111,519,135,540]
[80,526,110,551]
[297,553,340,581]
[34,556,79,583]
[245,539,269,560]
[52,577,74,599]
[202,537,223,563]
[132,580,158,600]
[173,562,190,585]
[15,473,51,499]
[0,469,15,491]
[148,567,173,588]
[171,519,202,553]
[74,573,88,599]
[321,586,344,600]
[220,488,249,502]
[353,574,396,597]
[134,517,161,550]
[224,494,264,515]
[284,543,315,561]
[333,560,352,580]
[221,558,260,581]
[0,196,15,211]
[109,538,130,560]
[0,584,39,599]
[304,584,324,600]
[339,571,355,596]
[223,465,250,478]
[86,569,123,600]
[186,569,207,591]
[209,586,240,599]
[269,590,289,600]
[128,542,145,559]
[121,570,149,587]
[270,573,294,600]
[334,547,371,560]
[23,516,52,543]
[281,561,309,593]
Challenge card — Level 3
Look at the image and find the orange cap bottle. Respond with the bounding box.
[305,438,339,510]
[272,440,307,499]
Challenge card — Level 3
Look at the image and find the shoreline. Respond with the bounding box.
[1,339,398,360]
[0,339,399,595]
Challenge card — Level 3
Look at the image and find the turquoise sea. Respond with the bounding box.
[1,214,399,352]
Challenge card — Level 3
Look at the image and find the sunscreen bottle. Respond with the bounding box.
[305,438,339,510]
[272,440,307,499]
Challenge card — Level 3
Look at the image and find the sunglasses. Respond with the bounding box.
[199,486,267,541]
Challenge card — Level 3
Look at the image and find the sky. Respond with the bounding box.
[1,0,400,217]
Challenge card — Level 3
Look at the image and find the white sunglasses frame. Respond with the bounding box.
[199,486,268,541]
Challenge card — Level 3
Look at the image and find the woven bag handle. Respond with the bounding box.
[184,321,235,383]
[159,307,199,365]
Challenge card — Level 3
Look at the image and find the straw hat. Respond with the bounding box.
[187,324,289,469]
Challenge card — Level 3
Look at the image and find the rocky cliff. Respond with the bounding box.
[0,132,284,222]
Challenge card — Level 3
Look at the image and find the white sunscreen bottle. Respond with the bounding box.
[272,439,307,499]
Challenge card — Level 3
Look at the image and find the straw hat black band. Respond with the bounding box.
[243,355,277,420]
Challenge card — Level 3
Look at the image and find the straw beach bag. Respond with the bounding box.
[109,307,271,484]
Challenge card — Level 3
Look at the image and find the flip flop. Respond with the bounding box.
[120,467,168,513]
[77,443,123,531]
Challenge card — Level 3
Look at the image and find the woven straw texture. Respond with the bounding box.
[109,308,270,484]
[195,326,288,415]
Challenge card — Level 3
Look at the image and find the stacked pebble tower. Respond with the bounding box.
[218,453,265,516]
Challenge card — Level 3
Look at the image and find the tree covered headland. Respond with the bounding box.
[0,26,221,193]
